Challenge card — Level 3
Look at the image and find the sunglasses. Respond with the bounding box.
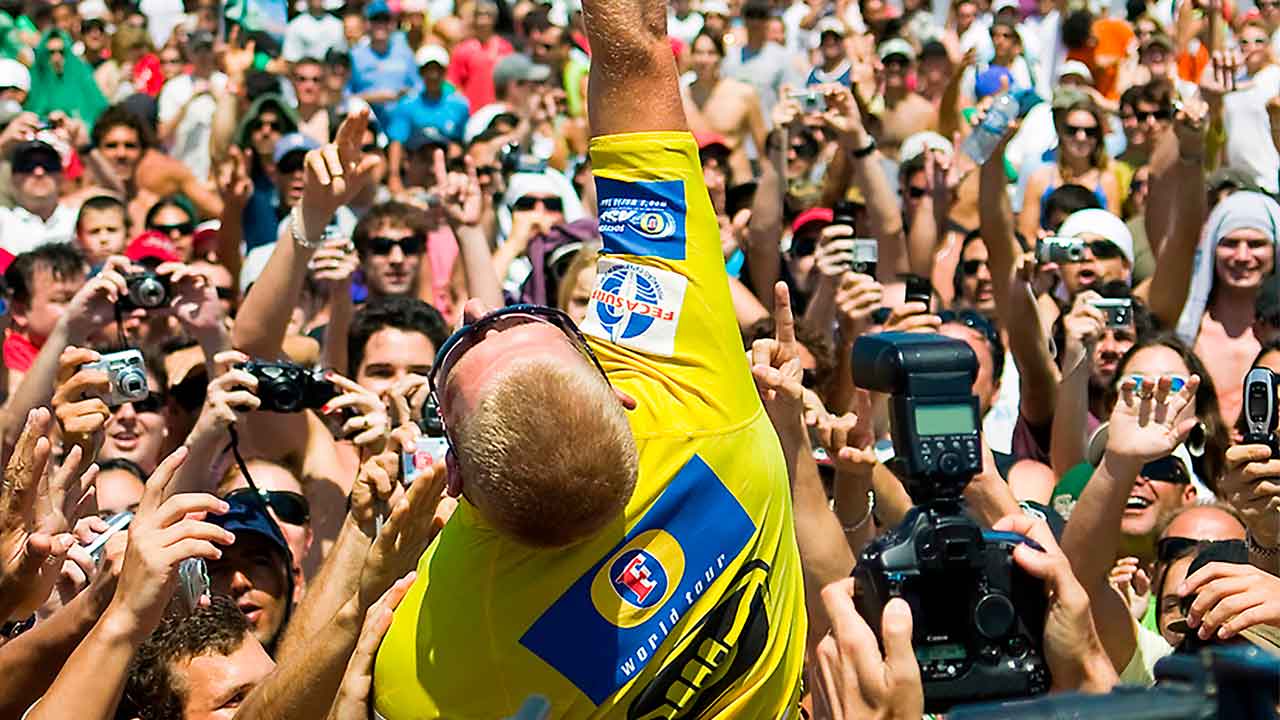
[961,258,988,275]
[226,487,311,525]
[366,234,426,256]
[1134,109,1172,123]
[1065,124,1101,139]
[109,394,166,414]
[429,304,608,397]
[1140,455,1190,484]
[151,221,194,235]
[512,195,565,212]
[13,155,61,175]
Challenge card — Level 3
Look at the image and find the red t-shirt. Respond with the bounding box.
[445,36,514,112]
[3,330,40,373]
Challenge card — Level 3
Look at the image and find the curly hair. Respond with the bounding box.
[120,595,251,720]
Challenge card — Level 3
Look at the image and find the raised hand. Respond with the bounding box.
[811,577,923,720]
[327,572,417,720]
[107,447,232,638]
[1105,374,1201,468]
[300,110,383,241]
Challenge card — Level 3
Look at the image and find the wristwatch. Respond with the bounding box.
[851,137,877,159]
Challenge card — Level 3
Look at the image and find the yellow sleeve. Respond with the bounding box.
[582,132,760,429]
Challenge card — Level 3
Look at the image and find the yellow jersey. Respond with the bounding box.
[372,132,806,719]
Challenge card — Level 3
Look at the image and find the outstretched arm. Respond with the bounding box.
[582,0,686,136]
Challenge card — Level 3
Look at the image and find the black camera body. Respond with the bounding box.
[1242,367,1280,458]
[238,361,337,414]
[850,333,1050,712]
[118,271,172,311]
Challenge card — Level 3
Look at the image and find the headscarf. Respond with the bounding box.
[24,29,108,132]
[1176,191,1280,343]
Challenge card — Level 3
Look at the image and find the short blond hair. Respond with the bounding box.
[455,356,638,547]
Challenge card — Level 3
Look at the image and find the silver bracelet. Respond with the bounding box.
[290,205,323,250]
[842,491,875,533]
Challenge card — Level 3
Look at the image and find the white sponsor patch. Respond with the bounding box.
[580,258,687,357]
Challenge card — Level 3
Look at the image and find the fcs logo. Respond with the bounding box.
[590,529,685,628]
[592,264,673,343]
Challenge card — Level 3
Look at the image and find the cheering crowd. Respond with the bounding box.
[0,0,1278,717]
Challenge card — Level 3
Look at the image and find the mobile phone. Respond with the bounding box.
[903,274,933,310]
[1090,298,1132,328]
[1036,236,1086,265]
[1242,367,1280,458]
[85,511,133,564]
[849,239,878,277]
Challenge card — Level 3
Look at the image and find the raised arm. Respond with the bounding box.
[582,0,686,137]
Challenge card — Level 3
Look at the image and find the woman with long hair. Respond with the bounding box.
[1019,96,1122,240]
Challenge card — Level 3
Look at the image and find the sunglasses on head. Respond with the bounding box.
[513,195,564,212]
[13,154,61,175]
[1065,123,1101,139]
[151,221,194,235]
[226,487,311,525]
[109,394,166,414]
[366,234,426,256]
[961,258,988,275]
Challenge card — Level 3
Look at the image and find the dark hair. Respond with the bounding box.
[348,296,450,376]
[91,103,155,151]
[1110,332,1228,491]
[121,595,251,720]
[1043,183,1103,231]
[692,30,725,58]
[76,194,128,232]
[4,243,87,306]
[144,195,196,229]
[97,457,148,482]
[351,201,432,257]
[1062,10,1094,50]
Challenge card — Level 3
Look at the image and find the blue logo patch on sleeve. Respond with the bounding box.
[518,456,756,705]
[595,178,688,261]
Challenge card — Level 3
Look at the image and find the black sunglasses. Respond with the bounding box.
[226,487,311,525]
[150,221,194,235]
[14,155,61,175]
[961,258,988,275]
[1156,535,1198,565]
[1065,124,1101,139]
[512,195,564,212]
[109,394,166,414]
[366,234,426,256]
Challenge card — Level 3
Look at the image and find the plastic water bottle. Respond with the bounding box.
[962,93,1018,165]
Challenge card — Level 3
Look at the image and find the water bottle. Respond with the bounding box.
[962,92,1018,165]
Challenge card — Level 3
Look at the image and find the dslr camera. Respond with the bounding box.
[850,333,1050,712]
[237,361,337,414]
[82,349,149,405]
[1242,367,1280,458]
[117,271,172,311]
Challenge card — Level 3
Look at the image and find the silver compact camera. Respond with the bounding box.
[83,349,149,405]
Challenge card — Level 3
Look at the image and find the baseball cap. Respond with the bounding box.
[0,58,29,92]
[493,54,552,87]
[125,231,182,264]
[11,140,61,173]
[415,44,450,69]
[791,207,834,235]
[404,126,451,153]
[877,38,916,63]
[899,131,953,163]
[1057,59,1094,84]
[701,0,730,16]
[272,132,320,166]
[1058,208,1136,267]
[816,16,847,36]
[207,493,293,566]
[365,0,393,19]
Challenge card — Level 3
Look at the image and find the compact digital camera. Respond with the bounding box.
[850,333,1051,712]
[83,349,149,405]
[117,271,171,311]
[1036,236,1085,265]
[1090,298,1132,328]
[238,361,337,414]
[1243,367,1280,458]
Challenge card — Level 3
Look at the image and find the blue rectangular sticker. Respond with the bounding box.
[595,177,688,261]
[519,456,756,705]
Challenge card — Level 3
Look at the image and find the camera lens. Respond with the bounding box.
[132,277,167,308]
[116,368,149,401]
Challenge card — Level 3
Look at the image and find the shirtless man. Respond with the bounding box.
[683,30,767,182]
[874,39,937,160]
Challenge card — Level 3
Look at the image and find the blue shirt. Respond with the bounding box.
[386,87,471,144]
[347,35,422,125]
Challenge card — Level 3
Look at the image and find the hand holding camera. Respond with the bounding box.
[1104,373,1201,471]
[107,447,233,638]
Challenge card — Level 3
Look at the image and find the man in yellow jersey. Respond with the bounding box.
[370,0,806,714]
